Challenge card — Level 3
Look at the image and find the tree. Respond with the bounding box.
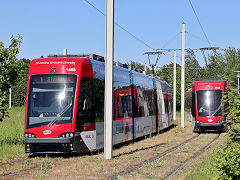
[185,49,206,80]
[222,48,240,85]
[11,58,30,106]
[207,51,225,79]
[0,35,22,121]
[128,60,152,74]
[156,63,192,110]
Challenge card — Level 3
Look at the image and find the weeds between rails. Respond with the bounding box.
[0,157,30,167]
[163,133,221,180]
[0,165,39,178]
[0,155,40,178]
[0,125,177,178]
[113,133,221,180]
[112,133,200,179]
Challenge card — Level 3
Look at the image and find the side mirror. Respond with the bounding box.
[93,70,97,75]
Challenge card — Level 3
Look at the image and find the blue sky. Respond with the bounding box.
[1,0,240,68]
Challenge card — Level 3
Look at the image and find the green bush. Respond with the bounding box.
[216,142,240,180]
[215,84,240,179]
[223,86,240,143]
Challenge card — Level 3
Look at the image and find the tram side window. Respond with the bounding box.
[135,89,156,117]
[169,98,173,114]
[143,90,156,116]
[76,77,95,131]
[136,89,144,117]
[117,95,132,118]
[164,94,169,114]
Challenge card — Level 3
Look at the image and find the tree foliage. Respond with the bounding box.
[0,35,22,121]
[215,84,240,179]
[156,63,192,110]
[128,60,152,74]
[11,58,30,106]
[185,49,204,80]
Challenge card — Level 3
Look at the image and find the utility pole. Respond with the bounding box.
[181,22,185,128]
[9,88,11,109]
[104,0,114,160]
[173,50,176,121]
[148,23,222,128]
[234,71,240,95]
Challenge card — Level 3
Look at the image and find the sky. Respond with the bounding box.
[1,0,240,68]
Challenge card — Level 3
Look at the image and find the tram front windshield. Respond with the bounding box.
[26,74,77,129]
[196,90,223,117]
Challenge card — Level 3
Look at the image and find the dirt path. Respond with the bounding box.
[3,120,226,180]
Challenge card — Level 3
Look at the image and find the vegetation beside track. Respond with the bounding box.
[0,107,26,161]
[0,108,234,179]
[214,85,240,180]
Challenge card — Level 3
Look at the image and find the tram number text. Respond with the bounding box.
[85,134,94,138]
[66,68,76,72]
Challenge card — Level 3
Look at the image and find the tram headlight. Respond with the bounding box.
[218,120,225,123]
[25,133,36,138]
[59,132,74,138]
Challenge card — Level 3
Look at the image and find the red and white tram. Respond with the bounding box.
[190,79,227,132]
[24,53,173,153]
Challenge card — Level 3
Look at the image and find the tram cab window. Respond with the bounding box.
[76,77,95,131]
[192,92,196,117]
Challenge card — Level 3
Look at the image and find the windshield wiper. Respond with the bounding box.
[48,103,72,126]
[209,104,222,118]
[209,98,223,118]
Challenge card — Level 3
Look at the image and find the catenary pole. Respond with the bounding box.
[9,88,11,109]
[234,71,240,95]
[173,50,176,121]
[181,22,185,128]
[104,0,114,160]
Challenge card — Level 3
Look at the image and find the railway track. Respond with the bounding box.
[0,155,49,179]
[113,133,220,179]
[0,157,30,167]
[0,157,38,179]
[0,165,39,178]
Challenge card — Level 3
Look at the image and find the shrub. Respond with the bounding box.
[215,84,240,179]
[216,142,240,180]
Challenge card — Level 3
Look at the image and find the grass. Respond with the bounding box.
[184,150,220,179]
[0,106,26,160]
[173,134,228,179]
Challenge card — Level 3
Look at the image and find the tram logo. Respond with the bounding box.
[208,119,213,122]
[43,130,52,135]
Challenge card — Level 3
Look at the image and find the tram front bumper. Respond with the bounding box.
[25,137,73,144]
[196,121,225,127]
[25,137,74,153]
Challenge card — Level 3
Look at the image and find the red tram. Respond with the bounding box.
[24,53,173,153]
[190,79,227,132]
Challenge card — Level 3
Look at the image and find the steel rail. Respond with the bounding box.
[112,134,200,179]
[0,157,30,167]
[0,165,39,178]
[163,134,220,180]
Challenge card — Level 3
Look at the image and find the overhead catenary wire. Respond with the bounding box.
[188,0,211,46]
[188,0,225,78]
[160,32,181,49]
[83,0,154,50]
[186,31,214,45]
[156,67,204,70]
